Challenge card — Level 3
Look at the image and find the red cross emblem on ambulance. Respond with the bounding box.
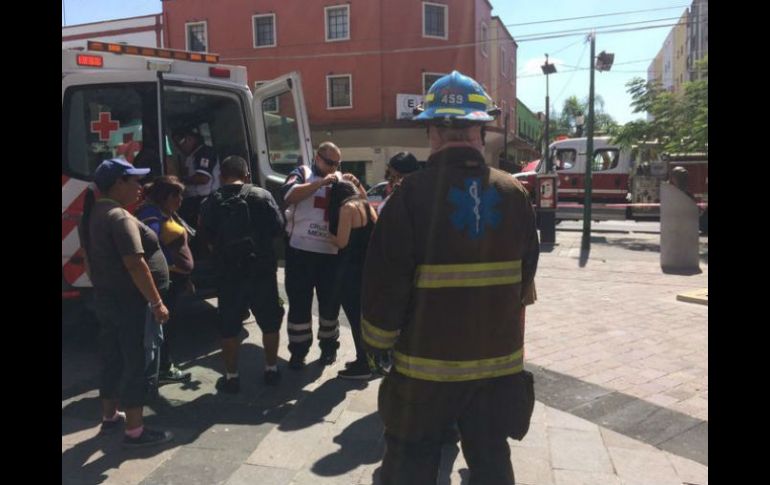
[90,112,120,141]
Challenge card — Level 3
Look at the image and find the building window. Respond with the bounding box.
[423,2,448,40]
[254,82,279,112]
[510,59,515,84]
[327,74,352,109]
[480,22,488,56]
[500,47,507,76]
[325,5,350,42]
[423,72,445,94]
[253,14,276,48]
[186,22,208,52]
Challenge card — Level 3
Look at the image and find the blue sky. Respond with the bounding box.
[62,0,688,124]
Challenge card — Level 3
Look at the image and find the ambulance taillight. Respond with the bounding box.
[77,54,103,67]
[209,67,231,79]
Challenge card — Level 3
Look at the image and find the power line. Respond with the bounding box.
[515,21,692,43]
[517,38,582,74]
[504,5,690,28]
[222,20,693,62]
[553,42,588,106]
[514,16,687,40]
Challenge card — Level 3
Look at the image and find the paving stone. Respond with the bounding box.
[224,464,296,485]
[607,446,681,485]
[548,427,613,473]
[553,469,621,485]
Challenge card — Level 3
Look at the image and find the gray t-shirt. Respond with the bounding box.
[81,199,169,299]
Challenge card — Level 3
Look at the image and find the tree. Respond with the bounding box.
[611,56,708,153]
[555,95,617,138]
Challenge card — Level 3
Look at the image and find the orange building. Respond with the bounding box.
[161,0,517,184]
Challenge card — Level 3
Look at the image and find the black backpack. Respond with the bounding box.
[211,184,258,272]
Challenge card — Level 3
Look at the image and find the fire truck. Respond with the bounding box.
[512,136,708,229]
[62,41,314,300]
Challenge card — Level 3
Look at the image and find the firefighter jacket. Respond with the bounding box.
[361,146,539,382]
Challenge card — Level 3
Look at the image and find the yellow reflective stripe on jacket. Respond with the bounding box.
[415,260,522,288]
[362,318,400,349]
[393,348,524,382]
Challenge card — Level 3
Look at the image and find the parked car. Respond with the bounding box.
[366,181,390,212]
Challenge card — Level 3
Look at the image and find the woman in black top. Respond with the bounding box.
[328,177,378,379]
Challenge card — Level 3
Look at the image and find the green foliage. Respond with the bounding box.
[552,95,618,141]
[611,56,708,153]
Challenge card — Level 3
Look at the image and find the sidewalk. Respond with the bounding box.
[62,229,708,485]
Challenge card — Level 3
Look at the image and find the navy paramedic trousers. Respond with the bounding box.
[284,243,340,358]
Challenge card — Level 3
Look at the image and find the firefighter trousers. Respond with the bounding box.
[378,371,531,485]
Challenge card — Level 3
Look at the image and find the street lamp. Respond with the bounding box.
[581,34,614,253]
[539,54,557,245]
[575,113,585,137]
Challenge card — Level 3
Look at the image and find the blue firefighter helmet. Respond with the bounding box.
[413,70,500,127]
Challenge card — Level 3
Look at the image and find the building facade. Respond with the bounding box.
[513,99,541,166]
[687,0,708,81]
[649,0,708,92]
[62,14,164,50]
[160,0,516,185]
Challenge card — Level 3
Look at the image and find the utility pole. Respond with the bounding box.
[539,54,557,245]
[581,34,596,252]
[581,33,614,253]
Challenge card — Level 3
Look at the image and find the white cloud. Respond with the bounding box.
[521,56,565,76]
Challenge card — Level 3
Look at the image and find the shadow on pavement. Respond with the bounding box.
[278,377,368,432]
[311,411,383,476]
[361,442,467,485]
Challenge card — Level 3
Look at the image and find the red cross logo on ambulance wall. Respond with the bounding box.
[90,112,120,141]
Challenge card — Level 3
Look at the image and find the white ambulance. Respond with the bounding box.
[62,41,313,299]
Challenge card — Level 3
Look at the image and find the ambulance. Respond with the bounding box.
[62,41,314,299]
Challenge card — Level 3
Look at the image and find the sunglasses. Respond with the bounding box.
[317,152,340,167]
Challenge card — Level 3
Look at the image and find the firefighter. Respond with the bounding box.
[361,71,540,485]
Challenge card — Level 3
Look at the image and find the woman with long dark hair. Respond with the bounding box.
[79,158,173,448]
[328,175,378,379]
[136,175,194,385]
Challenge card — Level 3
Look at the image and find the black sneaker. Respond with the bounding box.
[337,361,371,380]
[263,368,281,386]
[288,355,306,370]
[123,427,174,448]
[99,411,126,434]
[215,376,240,394]
[319,351,337,366]
[158,365,192,385]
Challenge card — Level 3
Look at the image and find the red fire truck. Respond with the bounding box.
[513,136,708,228]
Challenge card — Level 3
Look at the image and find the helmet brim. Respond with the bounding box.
[413,107,495,123]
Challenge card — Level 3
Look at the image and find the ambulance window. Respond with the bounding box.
[553,149,576,170]
[592,149,620,171]
[261,90,304,176]
[163,85,250,178]
[62,83,159,179]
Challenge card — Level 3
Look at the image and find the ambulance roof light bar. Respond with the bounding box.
[86,41,220,64]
